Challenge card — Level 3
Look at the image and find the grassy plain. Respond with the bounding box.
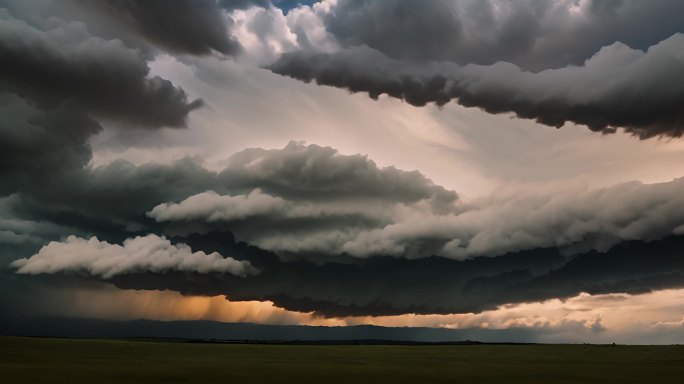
[1,335,683,383]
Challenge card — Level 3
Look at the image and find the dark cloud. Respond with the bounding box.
[323,0,684,71]
[271,34,684,138]
[6,134,684,318]
[148,162,684,260]
[142,142,458,258]
[215,141,458,205]
[4,98,684,317]
[95,0,242,56]
[0,3,216,241]
[0,4,207,274]
[4,139,458,262]
[3,0,684,326]
[25,231,683,318]
[0,91,210,242]
[0,93,98,196]
[0,10,201,128]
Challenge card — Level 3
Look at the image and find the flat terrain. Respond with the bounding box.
[1,336,684,383]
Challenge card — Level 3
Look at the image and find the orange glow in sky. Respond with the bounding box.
[42,285,684,340]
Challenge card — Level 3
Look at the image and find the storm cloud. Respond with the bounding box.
[93,0,243,56]
[271,33,684,138]
[323,0,684,71]
[148,169,684,260]
[3,0,684,334]
[36,231,684,317]
[0,9,201,128]
[5,127,684,317]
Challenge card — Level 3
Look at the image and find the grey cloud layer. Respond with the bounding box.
[148,173,684,260]
[361,178,684,258]
[324,0,684,71]
[7,129,684,316]
[10,129,684,317]
[1,136,455,265]
[214,141,458,206]
[271,33,684,138]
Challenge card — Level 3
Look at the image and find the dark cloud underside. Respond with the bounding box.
[324,0,684,71]
[96,0,242,56]
[62,232,684,317]
[0,11,201,128]
[270,34,684,138]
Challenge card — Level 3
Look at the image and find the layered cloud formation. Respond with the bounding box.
[8,141,684,317]
[2,0,684,341]
[261,0,684,138]
[145,172,684,260]
[320,0,684,70]
[271,35,684,138]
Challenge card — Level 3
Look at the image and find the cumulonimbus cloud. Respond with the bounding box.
[10,234,258,278]
[271,33,684,138]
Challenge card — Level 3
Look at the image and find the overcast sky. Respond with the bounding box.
[2,0,684,343]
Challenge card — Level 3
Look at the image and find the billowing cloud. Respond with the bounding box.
[148,190,292,222]
[323,0,684,71]
[7,139,454,242]
[341,177,684,259]
[11,234,258,278]
[148,189,392,225]
[148,173,684,260]
[3,0,684,338]
[215,141,458,206]
[0,9,201,128]
[271,33,684,138]
[6,129,684,318]
[144,142,459,257]
[93,0,242,56]
[5,119,684,318]
[0,93,98,196]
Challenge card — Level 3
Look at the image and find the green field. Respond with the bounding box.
[1,336,683,383]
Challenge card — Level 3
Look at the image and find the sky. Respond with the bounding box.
[1,0,684,344]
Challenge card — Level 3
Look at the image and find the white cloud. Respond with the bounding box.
[149,189,287,222]
[11,234,259,278]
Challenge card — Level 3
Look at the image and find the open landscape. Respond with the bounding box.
[2,336,684,383]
